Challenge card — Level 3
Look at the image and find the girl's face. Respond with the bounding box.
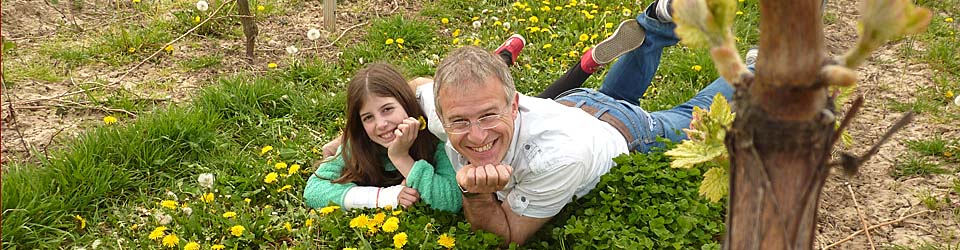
[359,95,410,147]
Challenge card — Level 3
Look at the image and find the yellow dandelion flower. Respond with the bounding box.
[452,29,461,37]
[260,145,273,155]
[74,215,86,229]
[164,45,174,53]
[194,16,201,23]
[162,234,179,247]
[211,244,225,250]
[946,90,954,98]
[306,218,314,227]
[222,211,237,218]
[473,39,481,46]
[288,164,300,175]
[550,34,559,38]
[371,212,386,226]
[394,232,408,249]
[132,0,140,3]
[127,47,136,53]
[736,11,743,15]
[284,222,293,232]
[256,5,265,11]
[530,16,539,23]
[392,209,402,216]
[349,214,369,228]
[385,38,394,45]
[591,34,599,40]
[244,198,251,203]
[230,225,245,237]
[267,62,277,69]
[264,172,278,183]
[441,18,449,24]
[579,34,589,41]
[692,65,703,72]
[382,217,399,232]
[947,17,955,23]
[149,226,167,240]
[568,50,578,58]
[622,8,632,16]
[160,200,178,209]
[396,38,404,44]
[605,22,614,29]
[542,44,553,49]
[184,242,200,250]
[438,233,456,248]
[555,6,562,10]
[739,0,744,2]
[277,185,292,192]
[541,6,550,11]
[452,38,460,44]
[202,192,214,203]
[274,162,287,169]
[344,248,358,250]
[103,116,118,125]
[320,205,340,215]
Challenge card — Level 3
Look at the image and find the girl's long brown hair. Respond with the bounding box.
[333,63,440,187]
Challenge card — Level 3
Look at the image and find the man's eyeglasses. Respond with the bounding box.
[443,114,507,135]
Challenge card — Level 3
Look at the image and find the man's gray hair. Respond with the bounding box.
[433,46,516,117]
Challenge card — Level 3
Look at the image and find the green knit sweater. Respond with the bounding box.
[303,143,461,212]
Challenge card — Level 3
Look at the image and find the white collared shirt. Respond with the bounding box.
[418,84,628,218]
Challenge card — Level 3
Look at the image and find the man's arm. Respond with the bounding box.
[461,193,550,245]
[408,77,433,90]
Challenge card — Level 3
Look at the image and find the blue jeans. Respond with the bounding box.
[555,2,735,152]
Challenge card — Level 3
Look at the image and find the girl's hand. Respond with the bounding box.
[386,117,420,158]
[321,135,343,158]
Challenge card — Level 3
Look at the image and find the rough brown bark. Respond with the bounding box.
[724,0,833,249]
[237,0,258,63]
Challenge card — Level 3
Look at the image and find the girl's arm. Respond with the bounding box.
[303,153,355,208]
[303,148,411,209]
[404,144,463,212]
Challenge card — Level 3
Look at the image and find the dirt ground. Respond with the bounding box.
[2,0,958,248]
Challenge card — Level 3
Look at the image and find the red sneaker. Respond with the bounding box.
[495,34,526,65]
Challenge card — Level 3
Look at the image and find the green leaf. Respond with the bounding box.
[665,140,726,169]
[699,167,729,203]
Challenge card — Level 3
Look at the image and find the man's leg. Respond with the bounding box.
[537,20,646,99]
[648,47,759,142]
[599,0,678,106]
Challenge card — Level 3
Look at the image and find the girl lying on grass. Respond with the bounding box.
[303,63,462,212]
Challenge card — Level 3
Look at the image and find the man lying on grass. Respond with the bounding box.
[427,0,740,245]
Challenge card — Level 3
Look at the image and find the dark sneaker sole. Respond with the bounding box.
[592,20,645,65]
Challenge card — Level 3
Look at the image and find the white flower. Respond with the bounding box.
[286,45,299,55]
[955,95,960,106]
[91,239,102,249]
[196,0,209,12]
[181,207,193,216]
[425,58,436,66]
[307,28,322,40]
[165,191,178,200]
[198,173,214,189]
[155,212,173,225]
[472,21,482,29]
[503,22,511,29]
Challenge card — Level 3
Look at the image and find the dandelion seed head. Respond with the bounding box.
[196,0,209,11]
[286,45,299,55]
[198,173,214,189]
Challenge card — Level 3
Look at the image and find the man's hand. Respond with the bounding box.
[321,135,343,158]
[385,117,420,158]
[397,187,420,208]
[456,164,513,193]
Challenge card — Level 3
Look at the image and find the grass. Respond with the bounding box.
[890,157,948,179]
[3,0,958,248]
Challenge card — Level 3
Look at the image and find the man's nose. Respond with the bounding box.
[466,123,487,142]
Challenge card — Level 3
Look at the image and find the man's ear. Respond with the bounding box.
[511,93,520,115]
